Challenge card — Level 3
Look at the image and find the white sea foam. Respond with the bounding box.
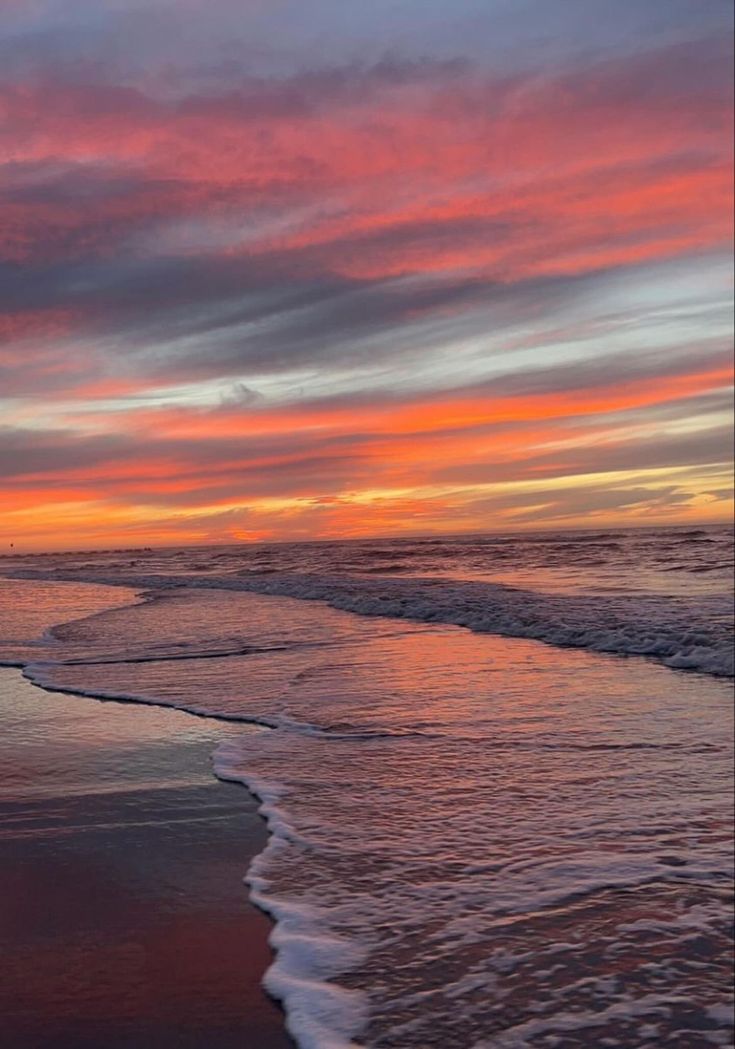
[216,750,369,1049]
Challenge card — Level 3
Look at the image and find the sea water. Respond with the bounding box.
[0,526,732,1048]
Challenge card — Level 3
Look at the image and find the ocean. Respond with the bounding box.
[1,525,733,1048]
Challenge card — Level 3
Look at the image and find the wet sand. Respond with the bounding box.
[0,667,293,1049]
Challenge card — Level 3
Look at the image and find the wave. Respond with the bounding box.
[6,567,733,677]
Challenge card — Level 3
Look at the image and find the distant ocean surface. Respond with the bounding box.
[1,525,733,1048]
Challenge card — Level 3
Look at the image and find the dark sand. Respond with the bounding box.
[0,668,293,1049]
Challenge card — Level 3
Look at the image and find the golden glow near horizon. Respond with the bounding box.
[1,1,733,551]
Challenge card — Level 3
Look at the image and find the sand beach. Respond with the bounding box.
[0,667,292,1049]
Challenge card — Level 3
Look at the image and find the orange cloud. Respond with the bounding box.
[1,32,732,549]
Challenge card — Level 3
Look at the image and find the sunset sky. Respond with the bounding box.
[1,0,733,551]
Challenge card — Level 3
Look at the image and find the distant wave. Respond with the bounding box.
[6,567,733,677]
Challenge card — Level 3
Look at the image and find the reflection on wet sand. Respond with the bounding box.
[0,669,293,1049]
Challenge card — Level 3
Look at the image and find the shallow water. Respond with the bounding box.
[0,560,732,1049]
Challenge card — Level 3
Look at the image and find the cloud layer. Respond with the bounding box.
[1,0,732,548]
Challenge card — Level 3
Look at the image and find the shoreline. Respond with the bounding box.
[0,666,294,1049]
